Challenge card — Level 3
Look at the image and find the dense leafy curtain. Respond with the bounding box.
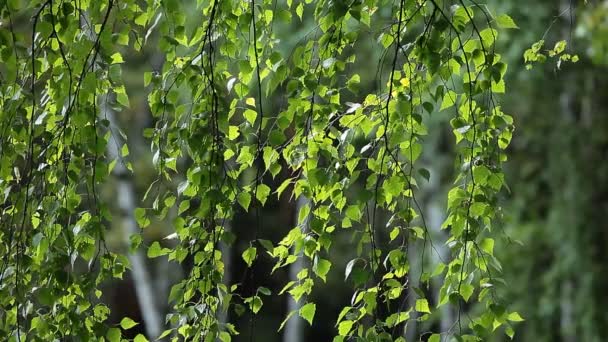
[0,0,520,340]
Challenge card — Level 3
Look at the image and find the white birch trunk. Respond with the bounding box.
[404,243,419,341]
[102,96,163,339]
[427,174,452,336]
[218,219,232,325]
[283,195,310,342]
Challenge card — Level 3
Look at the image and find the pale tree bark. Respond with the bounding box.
[102,96,163,339]
[558,1,575,340]
[404,242,419,341]
[426,169,452,336]
[283,195,310,342]
[218,218,232,325]
[406,204,448,341]
[425,125,452,337]
[217,158,237,325]
[405,120,452,339]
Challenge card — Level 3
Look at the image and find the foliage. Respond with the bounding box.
[0,0,520,341]
[523,39,578,70]
[491,1,608,341]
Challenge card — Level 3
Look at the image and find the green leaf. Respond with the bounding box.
[120,317,138,330]
[237,192,251,211]
[440,91,457,111]
[245,295,263,313]
[553,40,567,55]
[110,52,124,64]
[415,298,430,313]
[228,126,240,140]
[242,247,257,267]
[135,13,148,26]
[389,227,400,241]
[418,168,430,182]
[134,208,150,228]
[505,325,515,339]
[480,28,498,47]
[507,312,524,322]
[258,239,274,252]
[379,33,394,48]
[263,147,279,171]
[345,205,361,222]
[460,284,475,302]
[157,329,174,339]
[256,184,271,205]
[106,328,121,342]
[264,9,273,23]
[121,144,129,157]
[313,258,331,281]
[470,202,488,217]
[496,14,518,29]
[492,79,505,93]
[147,242,171,258]
[347,74,360,92]
[219,331,232,342]
[258,287,272,296]
[428,334,441,342]
[480,238,495,254]
[299,303,316,325]
[244,109,257,125]
[278,310,296,331]
[338,320,354,336]
[134,334,148,342]
[386,312,409,327]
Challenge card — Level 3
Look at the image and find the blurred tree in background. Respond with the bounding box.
[0,0,606,341]
[493,1,608,341]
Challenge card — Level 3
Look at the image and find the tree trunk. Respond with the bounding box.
[102,96,163,339]
[427,182,452,336]
[558,2,575,340]
[218,219,232,325]
[426,137,452,336]
[404,243,419,341]
[283,195,310,342]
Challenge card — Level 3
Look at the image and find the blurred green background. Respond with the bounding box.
[95,0,608,341]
